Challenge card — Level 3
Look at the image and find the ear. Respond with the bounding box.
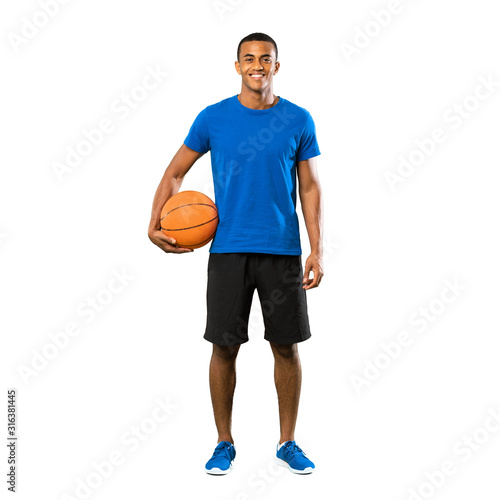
[274,61,280,75]
[235,60,241,75]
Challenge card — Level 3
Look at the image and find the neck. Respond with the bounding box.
[238,87,277,110]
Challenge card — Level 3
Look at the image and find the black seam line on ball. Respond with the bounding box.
[161,215,219,231]
[188,228,218,247]
[160,203,218,220]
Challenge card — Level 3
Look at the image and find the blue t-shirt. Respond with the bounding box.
[183,94,321,255]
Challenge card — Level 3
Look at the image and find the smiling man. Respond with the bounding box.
[148,32,323,475]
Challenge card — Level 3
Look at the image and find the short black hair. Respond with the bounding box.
[237,32,278,62]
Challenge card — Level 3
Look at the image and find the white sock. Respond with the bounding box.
[278,440,291,450]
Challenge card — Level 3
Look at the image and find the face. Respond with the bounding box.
[235,41,279,92]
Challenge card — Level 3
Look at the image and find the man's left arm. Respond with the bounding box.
[297,157,324,290]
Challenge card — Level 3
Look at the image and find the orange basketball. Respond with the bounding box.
[160,191,218,249]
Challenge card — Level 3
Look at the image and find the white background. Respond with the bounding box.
[1,0,500,499]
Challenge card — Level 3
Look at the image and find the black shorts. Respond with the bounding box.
[204,253,312,346]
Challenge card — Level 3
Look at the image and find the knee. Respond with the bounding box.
[212,343,240,362]
[270,342,298,360]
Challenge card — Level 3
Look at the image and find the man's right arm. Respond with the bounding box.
[148,143,205,254]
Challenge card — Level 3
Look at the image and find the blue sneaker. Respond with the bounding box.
[205,441,236,475]
[275,440,315,474]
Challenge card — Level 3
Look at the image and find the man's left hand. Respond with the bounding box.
[302,253,324,290]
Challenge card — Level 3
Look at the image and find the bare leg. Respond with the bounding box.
[270,342,302,444]
[208,344,240,444]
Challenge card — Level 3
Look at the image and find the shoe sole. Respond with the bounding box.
[205,463,233,475]
[275,457,314,474]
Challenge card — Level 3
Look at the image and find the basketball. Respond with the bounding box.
[160,191,219,249]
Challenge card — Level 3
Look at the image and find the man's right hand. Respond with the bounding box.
[148,229,194,254]
[147,145,205,254]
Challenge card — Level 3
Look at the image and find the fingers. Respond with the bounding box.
[170,246,194,253]
[302,261,324,290]
[303,274,317,290]
[302,261,313,289]
[157,233,194,254]
[303,274,320,289]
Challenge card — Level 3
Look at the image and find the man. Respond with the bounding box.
[148,32,323,475]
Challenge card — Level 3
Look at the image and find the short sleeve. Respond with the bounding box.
[296,112,321,162]
[184,108,211,154]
